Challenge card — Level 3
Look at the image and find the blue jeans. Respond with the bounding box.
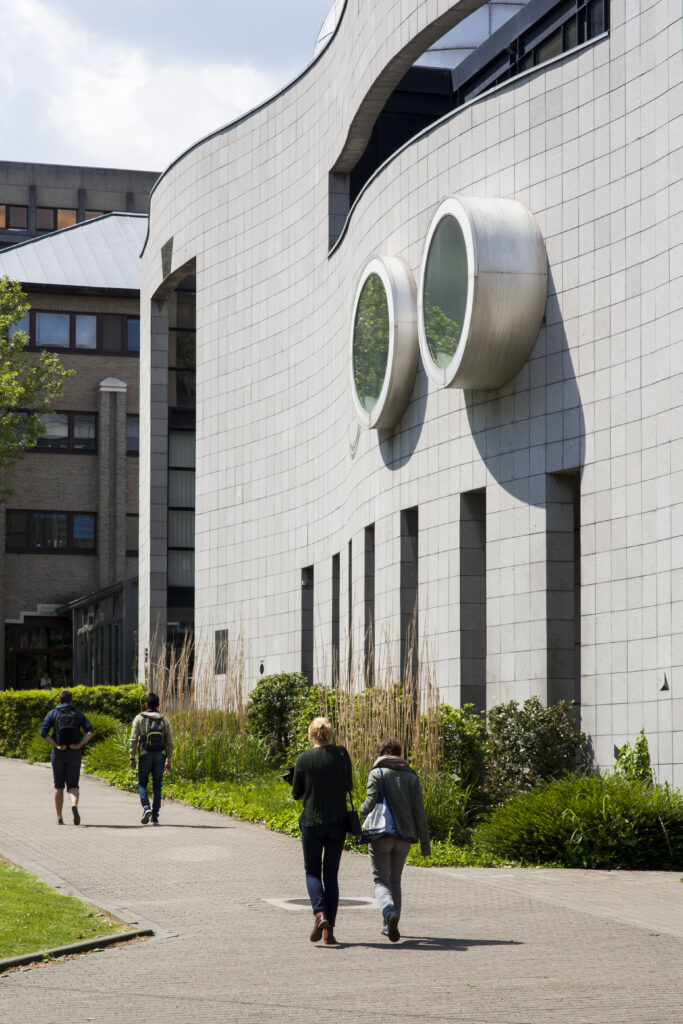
[369,838,411,924]
[300,819,347,926]
[138,752,165,817]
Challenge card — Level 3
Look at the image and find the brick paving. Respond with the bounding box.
[1,756,682,1024]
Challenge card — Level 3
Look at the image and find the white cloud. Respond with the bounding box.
[1,0,282,169]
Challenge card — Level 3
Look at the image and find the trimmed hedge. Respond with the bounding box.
[0,685,145,758]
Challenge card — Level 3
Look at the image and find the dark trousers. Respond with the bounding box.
[300,819,346,926]
[138,752,165,817]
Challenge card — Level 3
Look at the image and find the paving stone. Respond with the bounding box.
[1,757,682,1023]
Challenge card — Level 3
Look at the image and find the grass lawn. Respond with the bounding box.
[0,858,125,960]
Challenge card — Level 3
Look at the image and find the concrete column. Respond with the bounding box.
[137,299,169,681]
[98,378,127,588]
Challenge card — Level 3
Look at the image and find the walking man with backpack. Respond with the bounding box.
[40,689,94,825]
[129,692,173,825]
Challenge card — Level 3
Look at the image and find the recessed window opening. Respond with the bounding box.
[546,472,581,708]
[14,310,140,355]
[400,508,418,687]
[364,525,375,687]
[460,490,486,711]
[215,629,229,675]
[301,566,314,685]
[332,553,340,685]
[347,540,353,684]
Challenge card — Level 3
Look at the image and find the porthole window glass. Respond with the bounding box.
[352,273,389,412]
[422,215,467,369]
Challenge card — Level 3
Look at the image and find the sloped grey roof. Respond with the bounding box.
[0,213,147,292]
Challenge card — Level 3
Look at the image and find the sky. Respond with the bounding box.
[0,0,335,172]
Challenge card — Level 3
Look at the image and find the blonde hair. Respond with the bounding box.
[308,716,334,745]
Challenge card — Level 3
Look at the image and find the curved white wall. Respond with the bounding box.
[140,0,683,786]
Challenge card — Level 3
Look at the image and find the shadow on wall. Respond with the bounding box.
[464,267,585,505]
[378,358,429,470]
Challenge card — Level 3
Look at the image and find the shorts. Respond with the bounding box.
[51,748,83,790]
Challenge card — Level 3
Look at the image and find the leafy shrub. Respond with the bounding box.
[614,729,653,785]
[437,703,486,788]
[473,772,683,870]
[484,697,588,804]
[83,724,132,779]
[0,685,144,758]
[245,672,310,763]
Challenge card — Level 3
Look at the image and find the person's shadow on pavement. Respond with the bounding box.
[81,823,233,830]
[336,937,522,951]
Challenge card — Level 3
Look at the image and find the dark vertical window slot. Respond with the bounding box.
[546,472,581,708]
[364,525,375,687]
[332,553,340,685]
[347,540,353,683]
[301,566,314,686]
[400,508,418,686]
[459,490,487,711]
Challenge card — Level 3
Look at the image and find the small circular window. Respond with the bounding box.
[352,273,389,413]
[350,257,418,429]
[419,197,547,390]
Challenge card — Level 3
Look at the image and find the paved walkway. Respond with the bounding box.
[1,757,682,1024]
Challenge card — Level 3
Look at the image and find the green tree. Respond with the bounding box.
[0,276,73,497]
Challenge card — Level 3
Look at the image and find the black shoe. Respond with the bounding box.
[72,805,80,826]
[386,914,400,942]
[56,817,64,825]
[141,807,152,824]
[151,817,160,826]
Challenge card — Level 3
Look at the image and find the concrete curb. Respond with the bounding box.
[0,927,154,973]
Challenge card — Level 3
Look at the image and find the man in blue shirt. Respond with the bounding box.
[40,690,94,825]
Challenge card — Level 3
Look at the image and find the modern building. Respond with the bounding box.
[0,213,146,688]
[138,0,682,786]
[0,161,158,250]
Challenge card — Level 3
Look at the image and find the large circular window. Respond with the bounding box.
[418,197,547,390]
[350,257,418,429]
[423,215,469,368]
[353,273,389,413]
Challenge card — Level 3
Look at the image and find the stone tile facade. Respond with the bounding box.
[139,0,683,786]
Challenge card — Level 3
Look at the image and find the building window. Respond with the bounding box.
[364,525,375,686]
[36,207,78,232]
[301,565,314,685]
[31,411,97,453]
[400,507,418,686]
[332,552,340,684]
[5,510,96,554]
[215,629,229,675]
[22,311,140,355]
[126,415,139,455]
[460,490,486,711]
[85,210,105,220]
[0,205,28,231]
[125,513,139,556]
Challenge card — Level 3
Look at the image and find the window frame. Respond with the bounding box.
[5,510,97,554]
[20,410,98,454]
[21,310,140,356]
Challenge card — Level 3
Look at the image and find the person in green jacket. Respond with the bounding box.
[359,737,431,942]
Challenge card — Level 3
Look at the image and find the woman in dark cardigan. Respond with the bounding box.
[291,716,352,946]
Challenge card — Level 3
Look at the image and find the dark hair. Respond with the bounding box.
[145,692,160,710]
[58,689,72,704]
[377,738,402,757]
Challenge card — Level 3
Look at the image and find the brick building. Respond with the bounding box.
[0,213,146,688]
